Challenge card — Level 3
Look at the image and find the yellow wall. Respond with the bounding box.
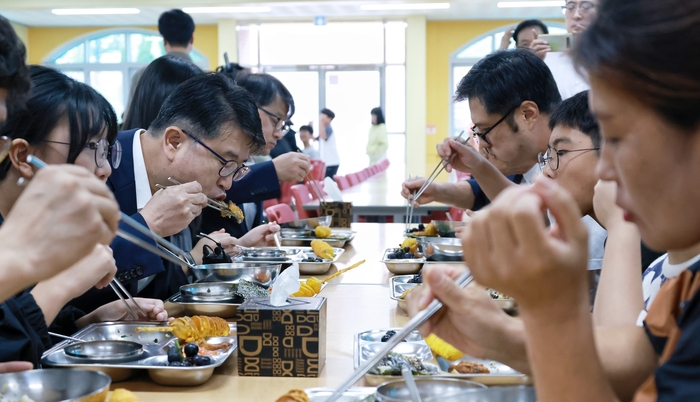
[26,25,218,68]
[425,20,520,173]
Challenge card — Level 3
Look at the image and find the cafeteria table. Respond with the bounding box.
[302,171,450,222]
[120,223,422,401]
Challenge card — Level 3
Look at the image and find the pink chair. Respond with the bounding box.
[347,173,360,187]
[265,203,296,224]
[290,184,318,219]
[310,159,326,182]
[262,198,278,211]
[334,175,350,190]
[307,181,326,200]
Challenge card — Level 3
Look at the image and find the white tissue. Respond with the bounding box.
[323,177,343,202]
[270,263,300,307]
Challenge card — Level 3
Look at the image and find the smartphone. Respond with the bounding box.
[539,33,574,52]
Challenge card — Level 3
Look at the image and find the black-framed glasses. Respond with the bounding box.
[258,106,290,135]
[181,129,250,181]
[562,1,596,14]
[41,138,122,169]
[471,106,518,146]
[538,146,600,171]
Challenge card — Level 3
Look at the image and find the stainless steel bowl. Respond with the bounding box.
[0,369,111,402]
[375,377,486,401]
[448,385,537,401]
[239,247,290,259]
[190,263,281,286]
[64,340,144,363]
[180,282,239,302]
[418,237,463,258]
[280,216,332,230]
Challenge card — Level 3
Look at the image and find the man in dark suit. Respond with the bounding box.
[200,73,311,238]
[69,73,275,312]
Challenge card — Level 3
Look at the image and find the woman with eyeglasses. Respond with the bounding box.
[0,65,167,368]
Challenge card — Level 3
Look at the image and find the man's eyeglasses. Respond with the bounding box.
[562,1,596,14]
[258,106,290,135]
[181,129,250,181]
[537,146,600,171]
[42,138,122,169]
[471,106,518,146]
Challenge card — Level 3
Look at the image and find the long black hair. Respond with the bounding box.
[0,16,30,118]
[122,55,202,130]
[0,65,117,181]
[371,107,385,125]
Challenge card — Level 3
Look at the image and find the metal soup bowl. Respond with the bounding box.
[418,237,463,258]
[0,369,111,402]
[64,340,144,363]
[280,216,332,230]
[375,377,487,402]
[191,263,281,286]
[180,282,239,302]
[445,385,537,402]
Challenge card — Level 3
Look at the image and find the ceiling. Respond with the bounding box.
[0,0,565,27]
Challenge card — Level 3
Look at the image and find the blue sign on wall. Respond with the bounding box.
[315,16,327,26]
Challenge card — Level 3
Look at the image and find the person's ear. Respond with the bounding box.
[162,126,185,162]
[9,139,35,181]
[190,35,194,45]
[519,101,540,130]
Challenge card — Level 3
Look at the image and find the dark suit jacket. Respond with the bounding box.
[67,129,187,312]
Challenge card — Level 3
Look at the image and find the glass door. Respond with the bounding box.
[267,70,320,150]
[324,70,381,174]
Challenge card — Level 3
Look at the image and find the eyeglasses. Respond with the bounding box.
[538,146,600,171]
[258,106,290,135]
[181,129,250,181]
[562,1,596,14]
[42,138,122,169]
[471,106,518,146]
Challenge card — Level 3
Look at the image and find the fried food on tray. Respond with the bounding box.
[425,334,465,361]
[290,260,366,296]
[310,239,335,260]
[135,316,230,343]
[109,389,140,402]
[314,225,332,238]
[449,360,491,374]
[276,389,310,402]
[401,238,418,254]
[219,200,244,223]
[488,289,511,299]
[400,286,418,300]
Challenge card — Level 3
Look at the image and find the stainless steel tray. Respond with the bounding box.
[354,329,432,369]
[436,356,531,386]
[233,247,305,263]
[190,262,281,285]
[279,216,332,230]
[41,321,237,386]
[298,247,345,275]
[389,275,422,311]
[304,387,376,401]
[381,249,424,275]
[355,328,529,387]
[280,229,356,248]
[167,293,241,318]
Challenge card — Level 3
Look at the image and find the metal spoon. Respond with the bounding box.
[402,366,423,402]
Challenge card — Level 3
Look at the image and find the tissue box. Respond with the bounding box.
[320,202,353,227]
[237,297,326,377]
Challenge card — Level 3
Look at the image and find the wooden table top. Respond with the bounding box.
[118,223,420,401]
[302,172,450,213]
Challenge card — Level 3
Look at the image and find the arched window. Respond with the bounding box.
[43,28,209,121]
[449,22,566,137]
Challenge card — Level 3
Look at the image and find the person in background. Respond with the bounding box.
[128,9,196,104]
[299,125,319,160]
[366,107,388,165]
[123,55,202,131]
[270,121,301,158]
[317,108,339,178]
[199,73,310,239]
[530,0,598,99]
[498,19,549,50]
[0,66,166,368]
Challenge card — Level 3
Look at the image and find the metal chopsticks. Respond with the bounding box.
[412,131,466,203]
[109,279,147,320]
[404,174,415,233]
[324,270,474,402]
[26,155,195,272]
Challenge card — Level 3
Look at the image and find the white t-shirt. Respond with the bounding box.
[319,124,340,166]
[544,52,590,100]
